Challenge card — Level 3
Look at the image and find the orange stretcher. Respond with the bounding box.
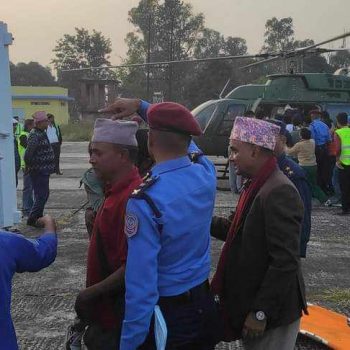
[300,304,350,349]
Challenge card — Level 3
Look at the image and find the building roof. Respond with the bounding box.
[12,94,74,101]
[11,86,74,101]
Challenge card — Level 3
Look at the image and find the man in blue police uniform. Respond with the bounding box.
[0,215,57,350]
[269,119,312,258]
[100,99,222,350]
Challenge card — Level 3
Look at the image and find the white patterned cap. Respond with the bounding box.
[230,117,281,151]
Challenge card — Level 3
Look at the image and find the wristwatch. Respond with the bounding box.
[255,311,266,322]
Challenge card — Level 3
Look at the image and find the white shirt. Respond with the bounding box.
[286,124,294,133]
[46,125,59,144]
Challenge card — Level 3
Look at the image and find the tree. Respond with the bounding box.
[123,0,250,106]
[224,37,248,56]
[260,18,332,74]
[291,39,332,73]
[122,0,205,101]
[184,35,249,107]
[10,62,56,86]
[262,17,294,53]
[193,28,224,58]
[52,27,116,96]
[52,28,112,76]
[52,28,116,117]
[330,51,350,70]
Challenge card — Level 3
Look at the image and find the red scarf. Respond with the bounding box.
[211,156,277,296]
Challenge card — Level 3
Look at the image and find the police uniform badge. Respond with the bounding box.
[125,213,139,238]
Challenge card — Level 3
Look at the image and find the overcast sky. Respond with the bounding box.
[2,0,350,70]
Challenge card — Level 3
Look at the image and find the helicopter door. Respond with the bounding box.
[215,103,246,156]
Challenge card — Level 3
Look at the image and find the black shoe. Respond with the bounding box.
[27,217,36,226]
[26,217,44,228]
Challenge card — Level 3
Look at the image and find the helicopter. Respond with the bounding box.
[191,33,350,158]
[192,70,350,157]
[62,31,350,160]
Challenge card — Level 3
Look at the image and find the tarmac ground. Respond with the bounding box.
[11,142,350,350]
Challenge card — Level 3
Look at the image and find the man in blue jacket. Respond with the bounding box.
[0,215,57,350]
[309,110,331,193]
[269,119,312,258]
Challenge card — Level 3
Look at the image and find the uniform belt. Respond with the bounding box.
[158,280,210,306]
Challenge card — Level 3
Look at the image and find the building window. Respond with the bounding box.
[61,102,66,106]
[31,101,50,105]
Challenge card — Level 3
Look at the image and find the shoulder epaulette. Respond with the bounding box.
[131,174,159,198]
[188,151,203,163]
[284,165,295,178]
[283,163,306,180]
[130,175,162,220]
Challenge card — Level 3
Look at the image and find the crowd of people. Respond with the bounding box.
[229,108,350,216]
[0,98,349,350]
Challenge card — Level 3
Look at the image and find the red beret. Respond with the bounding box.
[147,102,202,136]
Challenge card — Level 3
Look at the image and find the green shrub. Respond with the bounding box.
[61,121,94,141]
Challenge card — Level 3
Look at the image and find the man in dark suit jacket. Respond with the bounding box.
[211,117,307,350]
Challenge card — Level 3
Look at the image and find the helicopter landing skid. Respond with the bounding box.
[215,159,231,191]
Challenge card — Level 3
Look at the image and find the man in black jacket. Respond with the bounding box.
[211,117,307,350]
[24,111,55,227]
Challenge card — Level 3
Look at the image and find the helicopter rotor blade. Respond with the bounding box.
[240,56,281,70]
[60,32,350,73]
[291,32,350,54]
[61,53,279,72]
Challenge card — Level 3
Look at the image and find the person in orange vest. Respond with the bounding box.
[334,112,350,215]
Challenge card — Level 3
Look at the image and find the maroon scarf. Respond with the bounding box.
[211,156,277,296]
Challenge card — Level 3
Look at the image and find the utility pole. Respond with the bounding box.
[0,22,19,228]
[146,0,152,101]
[168,13,175,100]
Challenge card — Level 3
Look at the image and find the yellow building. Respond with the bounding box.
[11,86,73,125]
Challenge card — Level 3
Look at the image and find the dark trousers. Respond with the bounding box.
[84,323,121,350]
[139,286,222,350]
[28,173,50,221]
[338,164,350,213]
[315,145,330,193]
[302,166,328,203]
[22,172,34,216]
[325,155,336,193]
[51,142,61,173]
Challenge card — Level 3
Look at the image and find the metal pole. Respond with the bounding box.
[146,4,152,101]
[0,22,19,228]
[168,14,175,100]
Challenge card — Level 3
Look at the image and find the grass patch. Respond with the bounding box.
[61,121,93,141]
[310,288,350,307]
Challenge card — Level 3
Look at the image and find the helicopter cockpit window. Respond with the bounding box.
[217,104,245,136]
[193,103,217,131]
